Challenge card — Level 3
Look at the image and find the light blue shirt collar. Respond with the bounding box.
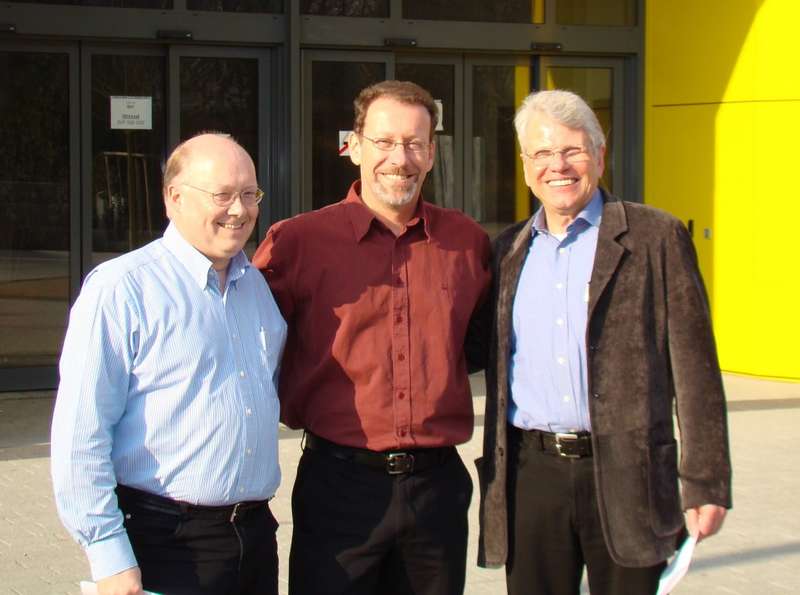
[532,188,604,236]
[162,223,250,290]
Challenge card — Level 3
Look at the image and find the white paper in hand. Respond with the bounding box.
[656,534,698,595]
[80,580,162,595]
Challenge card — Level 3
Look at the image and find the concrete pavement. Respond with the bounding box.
[1,374,799,594]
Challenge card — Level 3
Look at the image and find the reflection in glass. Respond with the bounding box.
[403,0,542,23]
[9,0,171,7]
[180,56,260,251]
[557,0,636,26]
[396,63,455,208]
[91,55,166,267]
[311,61,384,209]
[301,0,388,17]
[545,67,613,192]
[187,0,282,12]
[470,65,518,235]
[0,52,70,368]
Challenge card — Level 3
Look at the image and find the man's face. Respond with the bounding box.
[521,114,605,221]
[166,136,258,270]
[349,97,435,210]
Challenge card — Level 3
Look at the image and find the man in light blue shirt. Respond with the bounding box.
[51,133,287,595]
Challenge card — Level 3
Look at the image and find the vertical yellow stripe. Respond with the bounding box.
[514,61,532,221]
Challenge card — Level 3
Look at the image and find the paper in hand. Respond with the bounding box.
[655,534,698,595]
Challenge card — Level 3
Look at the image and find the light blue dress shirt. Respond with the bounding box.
[508,190,603,433]
[51,223,286,581]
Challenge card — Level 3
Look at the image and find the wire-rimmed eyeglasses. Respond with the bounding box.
[183,183,264,207]
[359,134,431,154]
[521,146,592,168]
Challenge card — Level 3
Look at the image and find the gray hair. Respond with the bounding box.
[514,89,606,156]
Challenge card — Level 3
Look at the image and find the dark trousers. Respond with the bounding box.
[506,430,665,595]
[117,485,279,595]
[288,446,472,595]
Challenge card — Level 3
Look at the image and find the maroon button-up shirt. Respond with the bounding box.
[252,182,490,451]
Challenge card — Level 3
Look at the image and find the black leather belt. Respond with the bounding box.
[509,425,593,459]
[304,432,454,475]
[116,484,269,523]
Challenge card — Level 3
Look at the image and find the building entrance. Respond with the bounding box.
[0,41,273,391]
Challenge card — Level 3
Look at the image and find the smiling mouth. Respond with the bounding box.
[218,221,247,230]
[380,172,415,182]
[547,178,577,187]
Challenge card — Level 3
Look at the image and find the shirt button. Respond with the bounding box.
[239,487,245,494]
[556,318,564,326]
[558,248,566,254]
[232,333,238,339]
[398,428,407,437]
[246,408,252,416]
[239,370,246,378]
[246,448,252,455]
[563,395,571,402]
[557,356,566,365]
[398,392,405,400]
[398,353,406,361]
[555,282,564,290]
[396,315,403,323]
[593,392,601,399]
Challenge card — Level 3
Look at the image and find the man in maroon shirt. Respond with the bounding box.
[253,80,490,595]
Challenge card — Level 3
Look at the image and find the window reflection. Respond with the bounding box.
[187,0,282,13]
[10,0,172,8]
[0,51,70,368]
[403,0,542,23]
[557,0,637,26]
[301,0,388,17]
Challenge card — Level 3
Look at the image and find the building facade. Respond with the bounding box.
[2,0,795,392]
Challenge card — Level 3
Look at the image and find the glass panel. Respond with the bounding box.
[470,65,518,235]
[301,0,388,17]
[91,55,166,267]
[10,0,172,8]
[557,0,637,26]
[403,0,542,24]
[545,67,613,192]
[180,56,260,252]
[186,0,282,13]
[311,60,385,209]
[396,63,455,208]
[0,51,70,369]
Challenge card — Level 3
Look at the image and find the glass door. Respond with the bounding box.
[302,50,392,211]
[0,43,78,389]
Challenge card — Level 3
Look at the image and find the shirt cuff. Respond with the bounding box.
[86,532,138,581]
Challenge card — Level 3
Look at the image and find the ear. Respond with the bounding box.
[348,132,362,166]
[164,183,182,218]
[423,139,436,173]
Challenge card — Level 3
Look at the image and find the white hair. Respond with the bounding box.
[514,89,606,156]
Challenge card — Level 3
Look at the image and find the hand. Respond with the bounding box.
[685,504,727,542]
[97,567,144,595]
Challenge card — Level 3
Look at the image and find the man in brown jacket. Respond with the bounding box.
[475,89,731,595]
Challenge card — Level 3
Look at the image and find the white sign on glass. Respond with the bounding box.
[110,96,153,130]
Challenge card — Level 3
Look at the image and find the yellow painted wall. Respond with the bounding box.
[645,0,800,379]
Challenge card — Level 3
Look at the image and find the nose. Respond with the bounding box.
[547,151,570,170]
[226,192,246,214]
[387,143,410,166]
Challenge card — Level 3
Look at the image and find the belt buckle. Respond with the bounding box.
[386,452,415,475]
[229,502,243,523]
[554,432,581,459]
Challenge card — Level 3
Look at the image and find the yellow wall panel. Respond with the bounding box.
[646,0,799,379]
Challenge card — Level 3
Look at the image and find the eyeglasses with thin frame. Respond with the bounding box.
[521,146,592,168]
[182,183,264,207]
[359,134,432,155]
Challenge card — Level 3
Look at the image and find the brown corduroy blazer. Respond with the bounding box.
[474,191,732,568]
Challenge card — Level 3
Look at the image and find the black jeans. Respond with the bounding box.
[117,486,279,595]
[506,429,665,595]
[288,447,472,595]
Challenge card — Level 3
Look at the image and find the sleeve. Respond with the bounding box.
[252,222,296,321]
[665,220,732,510]
[50,271,139,580]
